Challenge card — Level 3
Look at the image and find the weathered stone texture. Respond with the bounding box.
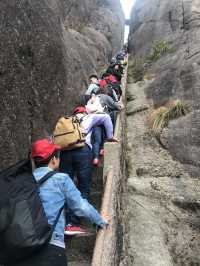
[0,0,124,169]
[129,0,200,176]
[125,80,200,266]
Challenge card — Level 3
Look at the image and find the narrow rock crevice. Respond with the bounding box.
[181,0,186,30]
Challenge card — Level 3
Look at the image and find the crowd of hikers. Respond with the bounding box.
[0,48,128,266]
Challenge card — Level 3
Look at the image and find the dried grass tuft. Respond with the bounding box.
[148,100,190,136]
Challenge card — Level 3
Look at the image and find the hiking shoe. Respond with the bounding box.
[93,158,100,167]
[64,225,86,236]
[100,149,104,156]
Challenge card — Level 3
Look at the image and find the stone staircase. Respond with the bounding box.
[65,166,104,265]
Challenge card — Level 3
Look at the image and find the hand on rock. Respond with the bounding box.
[101,211,110,227]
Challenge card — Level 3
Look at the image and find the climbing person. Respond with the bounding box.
[100,72,122,101]
[80,104,119,166]
[106,63,123,82]
[116,51,126,61]
[74,106,118,148]
[91,125,105,166]
[12,138,108,266]
[84,74,100,102]
[60,107,118,233]
[86,89,123,124]
[84,93,106,166]
[85,93,105,114]
[96,90,124,113]
[81,105,118,165]
[99,90,123,125]
[3,139,108,266]
[86,76,120,102]
[89,90,124,164]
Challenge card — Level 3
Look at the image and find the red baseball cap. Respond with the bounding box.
[73,106,86,114]
[31,139,61,161]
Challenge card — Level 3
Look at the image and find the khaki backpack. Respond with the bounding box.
[53,116,86,150]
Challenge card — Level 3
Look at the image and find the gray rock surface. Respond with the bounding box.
[125,80,200,266]
[0,0,124,169]
[129,0,200,176]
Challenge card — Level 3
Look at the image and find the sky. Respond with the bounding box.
[120,0,136,19]
[120,0,136,42]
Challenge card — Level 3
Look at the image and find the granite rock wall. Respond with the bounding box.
[0,0,124,169]
[129,0,200,176]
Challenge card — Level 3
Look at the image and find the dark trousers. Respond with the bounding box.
[6,244,67,266]
[92,126,104,159]
[60,145,93,225]
[109,111,117,127]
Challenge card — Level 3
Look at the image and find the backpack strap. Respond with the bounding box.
[37,171,65,230]
[51,205,65,231]
[37,171,58,186]
[74,113,87,124]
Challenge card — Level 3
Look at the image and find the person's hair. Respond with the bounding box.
[89,74,98,80]
[34,150,60,168]
[101,72,109,79]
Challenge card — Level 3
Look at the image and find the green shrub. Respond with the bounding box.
[146,40,174,62]
[127,41,175,83]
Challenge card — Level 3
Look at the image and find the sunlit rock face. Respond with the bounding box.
[129,0,200,176]
[0,0,124,168]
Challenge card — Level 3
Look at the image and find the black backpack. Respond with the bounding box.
[0,159,63,264]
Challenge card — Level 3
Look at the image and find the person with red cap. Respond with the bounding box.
[25,138,108,266]
[60,106,117,235]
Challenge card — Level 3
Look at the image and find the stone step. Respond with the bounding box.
[66,168,103,265]
[91,165,104,192]
[65,229,96,264]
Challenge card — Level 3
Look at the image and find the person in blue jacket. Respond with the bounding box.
[14,138,109,266]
